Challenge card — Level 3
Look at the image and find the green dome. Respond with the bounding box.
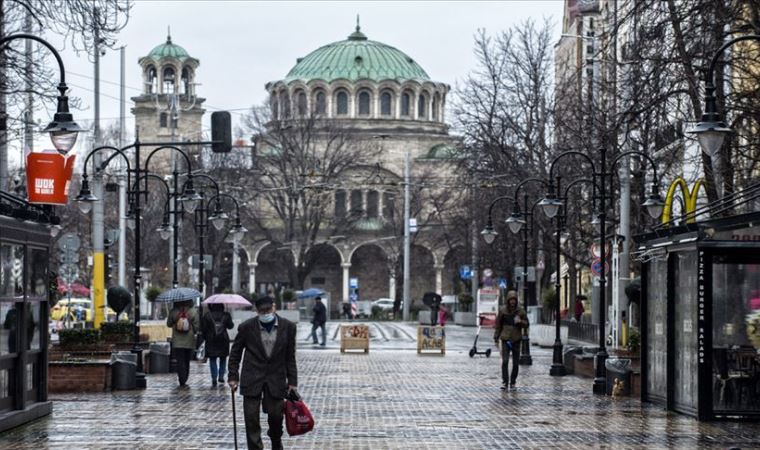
[284,26,429,83]
[148,34,190,60]
[424,144,460,159]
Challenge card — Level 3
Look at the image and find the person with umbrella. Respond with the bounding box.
[201,301,235,387]
[162,288,202,387]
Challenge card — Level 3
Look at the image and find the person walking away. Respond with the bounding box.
[228,296,298,450]
[438,304,447,327]
[494,291,529,391]
[574,295,586,322]
[311,296,327,346]
[202,303,234,387]
[167,300,200,387]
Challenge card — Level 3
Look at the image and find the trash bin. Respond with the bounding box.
[563,346,582,375]
[149,342,171,374]
[605,358,632,396]
[111,351,137,390]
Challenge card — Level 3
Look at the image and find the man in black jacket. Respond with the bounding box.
[228,296,298,450]
[310,296,327,346]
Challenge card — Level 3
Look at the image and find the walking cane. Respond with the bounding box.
[231,386,239,450]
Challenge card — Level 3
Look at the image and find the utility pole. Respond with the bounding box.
[402,148,411,321]
[91,6,106,328]
[0,0,8,192]
[23,11,33,159]
[118,45,127,288]
[470,167,479,307]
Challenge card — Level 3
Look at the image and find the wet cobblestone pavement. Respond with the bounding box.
[2,323,760,449]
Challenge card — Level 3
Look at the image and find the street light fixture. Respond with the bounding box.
[642,192,666,220]
[480,222,498,244]
[539,193,563,219]
[0,34,83,154]
[210,210,228,231]
[505,212,526,234]
[688,34,760,158]
[75,177,97,214]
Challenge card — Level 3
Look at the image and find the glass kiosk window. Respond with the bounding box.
[712,257,760,413]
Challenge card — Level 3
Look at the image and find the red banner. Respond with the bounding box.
[25,151,76,205]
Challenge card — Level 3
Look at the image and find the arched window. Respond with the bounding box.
[335,90,348,116]
[350,190,363,216]
[181,67,191,95]
[417,93,427,119]
[159,112,168,128]
[314,90,327,115]
[296,91,307,117]
[401,92,411,117]
[366,190,379,218]
[357,91,371,116]
[380,91,393,116]
[279,91,290,118]
[272,98,279,119]
[147,66,157,94]
[162,67,175,94]
[383,192,395,219]
[334,190,346,218]
[432,93,439,120]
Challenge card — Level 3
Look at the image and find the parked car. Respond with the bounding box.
[371,298,403,311]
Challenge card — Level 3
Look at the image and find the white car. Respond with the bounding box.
[371,298,400,311]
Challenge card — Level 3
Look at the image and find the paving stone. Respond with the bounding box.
[1,324,759,449]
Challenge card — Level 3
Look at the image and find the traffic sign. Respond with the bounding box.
[590,242,611,258]
[459,265,472,280]
[591,258,610,277]
[498,278,507,289]
[349,277,359,289]
[57,233,80,252]
[513,266,536,283]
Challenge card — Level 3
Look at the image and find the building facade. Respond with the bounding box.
[244,24,465,313]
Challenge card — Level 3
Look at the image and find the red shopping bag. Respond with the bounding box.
[285,398,314,436]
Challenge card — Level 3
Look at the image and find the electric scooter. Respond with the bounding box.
[469,314,492,358]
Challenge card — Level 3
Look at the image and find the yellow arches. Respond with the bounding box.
[661,178,706,226]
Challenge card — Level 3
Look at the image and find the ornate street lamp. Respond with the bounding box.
[0,34,84,154]
[687,35,760,157]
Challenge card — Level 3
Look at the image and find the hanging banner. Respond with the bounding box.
[26,150,76,205]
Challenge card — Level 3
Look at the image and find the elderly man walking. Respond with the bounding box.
[228,295,298,450]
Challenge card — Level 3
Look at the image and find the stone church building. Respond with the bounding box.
[133,25,466,314]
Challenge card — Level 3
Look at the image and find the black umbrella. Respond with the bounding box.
[154,287,202,303]
[422,292,442,307]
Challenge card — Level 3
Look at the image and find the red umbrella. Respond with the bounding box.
[57,278,90,296]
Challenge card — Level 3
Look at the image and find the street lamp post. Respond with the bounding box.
[189,174,223,297]
[540,148,664,392]
[689,35,760,166]
[0,34,84,157]
[206,193,247,292]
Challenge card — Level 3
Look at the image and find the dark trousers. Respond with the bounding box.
[501,340,521,385]
[311,322,326,344]
[243,387,284,450]
[175,348,192,386]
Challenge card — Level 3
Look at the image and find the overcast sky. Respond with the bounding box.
[20,0,564,165]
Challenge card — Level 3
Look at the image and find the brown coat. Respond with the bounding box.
[493,305,528,343]
[227,315,297,399]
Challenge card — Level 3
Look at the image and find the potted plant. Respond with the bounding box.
[455,293,477,326]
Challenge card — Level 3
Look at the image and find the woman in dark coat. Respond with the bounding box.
[201,303,234,387]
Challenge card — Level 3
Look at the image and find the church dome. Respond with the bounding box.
[284,25,429,83]
[148,34,191,60]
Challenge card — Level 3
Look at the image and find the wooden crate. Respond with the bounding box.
[340,324,369,353]
[417,325,446,354]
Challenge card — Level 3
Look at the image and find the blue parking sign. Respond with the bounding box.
[459,265,472,280]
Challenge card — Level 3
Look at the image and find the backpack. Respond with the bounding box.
[176,310,191,332]
[212,314,226,338]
